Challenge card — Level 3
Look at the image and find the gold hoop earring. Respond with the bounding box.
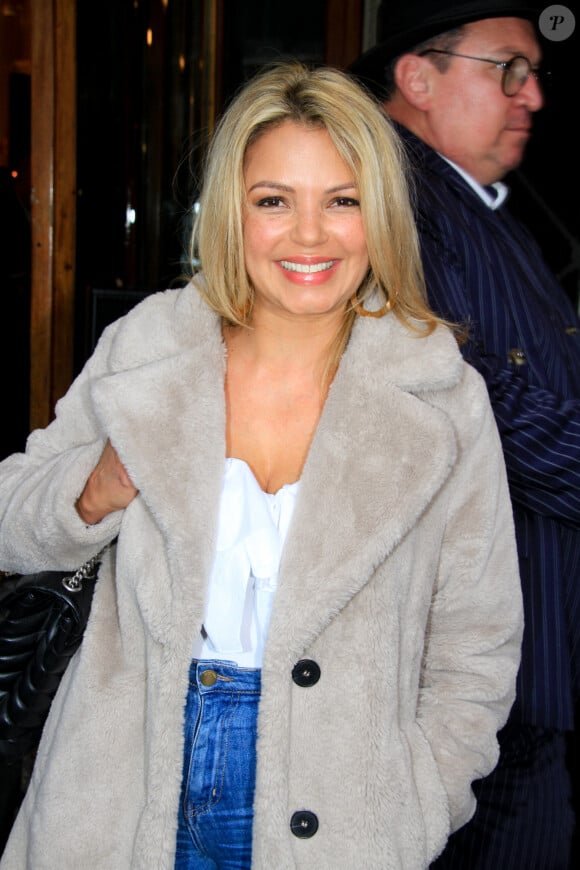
[234,297,253,322]
[350,294,392,318]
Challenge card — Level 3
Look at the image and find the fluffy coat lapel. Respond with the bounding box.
[267,313,460,661]
[91,285,462,658]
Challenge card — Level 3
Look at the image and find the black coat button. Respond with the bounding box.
[290,810,319,838]
[292,659,321,687]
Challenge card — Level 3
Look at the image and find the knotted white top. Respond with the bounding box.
[192,457,300,668]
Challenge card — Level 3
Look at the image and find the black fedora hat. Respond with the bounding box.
[350,0,541,94]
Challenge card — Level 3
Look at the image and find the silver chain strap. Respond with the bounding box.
[61,545,110,592]
[0,542,113,590]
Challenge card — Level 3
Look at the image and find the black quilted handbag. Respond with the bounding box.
[0,548,108,762]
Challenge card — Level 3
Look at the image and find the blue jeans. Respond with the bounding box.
[174,659,261,870]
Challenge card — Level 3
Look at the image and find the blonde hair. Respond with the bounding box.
[190,61,445,352]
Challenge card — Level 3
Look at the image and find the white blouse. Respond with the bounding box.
[192,457,300,668]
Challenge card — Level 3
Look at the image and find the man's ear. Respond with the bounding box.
[393,54,434,109]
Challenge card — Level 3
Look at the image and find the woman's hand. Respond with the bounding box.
[76,439,139,525]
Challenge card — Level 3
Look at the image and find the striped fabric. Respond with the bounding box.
[430,725,574,869]
[399,127,580,731]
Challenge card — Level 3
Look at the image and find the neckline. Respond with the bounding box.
[226,456,300,497]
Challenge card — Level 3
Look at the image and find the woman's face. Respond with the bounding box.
[242,121,369,322]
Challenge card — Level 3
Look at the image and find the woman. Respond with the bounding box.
[0,63,522,869]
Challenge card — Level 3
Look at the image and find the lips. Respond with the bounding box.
[279,259,336,274]
[507,113,532,134]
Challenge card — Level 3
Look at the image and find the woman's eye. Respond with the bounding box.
[331,196,360,208]
[256,196,285,208]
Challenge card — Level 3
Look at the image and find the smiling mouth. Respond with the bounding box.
[279,260,335,274]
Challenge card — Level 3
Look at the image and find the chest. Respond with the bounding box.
[224,358,326,494]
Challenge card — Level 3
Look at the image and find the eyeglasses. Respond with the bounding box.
[418,49,546,97]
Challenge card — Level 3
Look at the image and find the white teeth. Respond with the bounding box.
[280,260,335,273]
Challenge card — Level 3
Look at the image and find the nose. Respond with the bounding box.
[517,72,544,111]
[290,205,328,247]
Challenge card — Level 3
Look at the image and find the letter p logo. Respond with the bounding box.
[539,5,576,41]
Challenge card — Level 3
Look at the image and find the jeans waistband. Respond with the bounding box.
[188,658,261,693]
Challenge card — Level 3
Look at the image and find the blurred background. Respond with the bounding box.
[0,0,578,853]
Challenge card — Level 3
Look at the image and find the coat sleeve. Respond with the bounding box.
[0,323,124,574]
[459,345,580,528]
[417,367,524,833]
[419,216,580,530]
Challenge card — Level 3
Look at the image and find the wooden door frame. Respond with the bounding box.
[325,0,364,68]
[30,0,76,430]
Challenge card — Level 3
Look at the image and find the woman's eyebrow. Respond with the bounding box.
[247,181,358,193]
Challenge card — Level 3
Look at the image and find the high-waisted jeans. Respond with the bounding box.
[174,659,261,870]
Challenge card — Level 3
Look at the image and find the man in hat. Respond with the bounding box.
[351,2,580,867]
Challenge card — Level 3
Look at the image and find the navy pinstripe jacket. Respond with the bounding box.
[399,127,580,730]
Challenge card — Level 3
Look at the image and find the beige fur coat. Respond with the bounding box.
[0,281,522,869]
